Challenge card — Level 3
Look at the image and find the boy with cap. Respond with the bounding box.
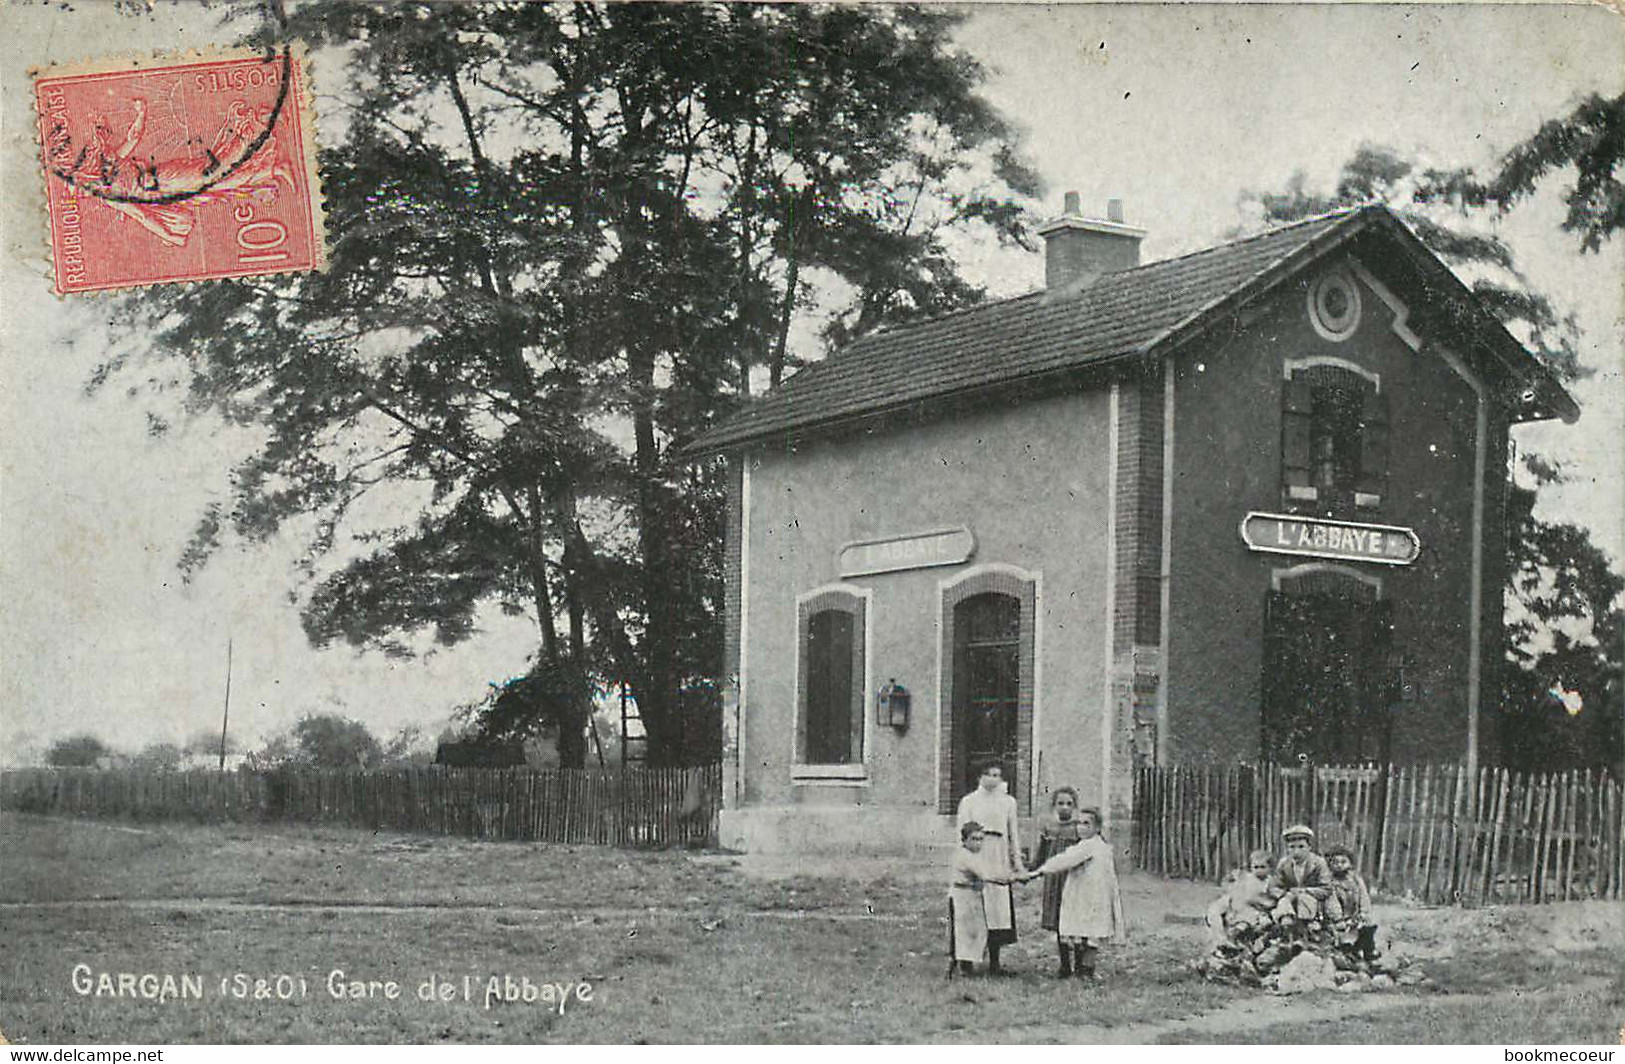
[1268,824,1336,932]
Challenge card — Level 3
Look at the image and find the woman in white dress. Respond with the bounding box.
[955,762,1026,973]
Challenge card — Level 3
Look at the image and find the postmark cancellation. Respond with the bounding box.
[31,45,325,295]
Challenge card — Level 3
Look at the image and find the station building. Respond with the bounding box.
[687,200,1577,854]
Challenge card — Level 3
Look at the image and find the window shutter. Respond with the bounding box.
[1281,378,1313,489]
[824,611,854,763]
[1357,389,1390,496]
[802,606,857,764]
[848,600,866,762]
[796,611,812,760]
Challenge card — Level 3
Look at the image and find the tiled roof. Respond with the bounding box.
[685,205,1571,454]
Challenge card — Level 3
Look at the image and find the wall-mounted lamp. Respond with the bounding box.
[876,679,911,731]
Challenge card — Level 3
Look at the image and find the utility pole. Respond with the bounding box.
[219,637,233,771]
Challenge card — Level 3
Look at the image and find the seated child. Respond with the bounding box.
[1205,849,1275,946]
[1269,824,1338,932]
[1324,843,1379,959]
[949,820,1016,976]
[1027,806,1127,981]
[1034,786,1084,975]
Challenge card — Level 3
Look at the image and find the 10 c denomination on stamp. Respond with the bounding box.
[33,45,325,295]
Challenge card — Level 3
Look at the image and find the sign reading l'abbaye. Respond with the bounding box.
[1240,512,1420,566]
[838,527,976,578]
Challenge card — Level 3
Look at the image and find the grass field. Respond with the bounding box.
[1,812,1620,1044]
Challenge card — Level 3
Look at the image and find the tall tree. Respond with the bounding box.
[1499,455,1623,775]
[106,2,1038,765]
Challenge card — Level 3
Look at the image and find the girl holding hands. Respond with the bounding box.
[1025,805,1127,981]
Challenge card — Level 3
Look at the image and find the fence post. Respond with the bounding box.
[1376,764,1397,894]
[1561,770,1578,901]
[1605,773,1618,896]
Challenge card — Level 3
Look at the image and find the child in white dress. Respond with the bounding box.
[948,820,1018,976]
[1027,806,1127,980]
[955,763,1025,972]
[1205,849,1275,946]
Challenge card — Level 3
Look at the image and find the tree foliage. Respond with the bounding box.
[1499,456,1624,775]
[1419,92,1625,252]
[46,733,110,767]
[184,729,240,759]
[108,2,1037,767]
[1241,144,1582,382]
[132,742,186,772]
[244,731,297,771]
[380,724,433,766]
[291,713,384,769]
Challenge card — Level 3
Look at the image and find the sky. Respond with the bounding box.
[2,2,1622,762]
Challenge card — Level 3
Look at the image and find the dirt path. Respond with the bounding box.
[931,977,1612,1044]
[0,896,926,924]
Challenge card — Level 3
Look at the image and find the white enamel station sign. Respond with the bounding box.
[838,527,976,578]
[1240,512,1420,566]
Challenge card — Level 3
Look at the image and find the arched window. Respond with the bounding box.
[1282,363,1389,511]
[1261,569,1395,766]
[796,589,866,769]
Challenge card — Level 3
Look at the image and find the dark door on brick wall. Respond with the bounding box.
[1261,591,1395,765]
[953,592,1022,796]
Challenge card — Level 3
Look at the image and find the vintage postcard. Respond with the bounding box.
[2,0,1621,1050]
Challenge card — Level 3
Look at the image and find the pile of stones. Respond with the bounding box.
[1194,921,1428,994]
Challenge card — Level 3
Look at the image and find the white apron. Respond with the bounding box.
[956,784,1022,933]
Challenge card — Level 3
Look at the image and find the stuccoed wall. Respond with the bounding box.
[739,386,1114,820]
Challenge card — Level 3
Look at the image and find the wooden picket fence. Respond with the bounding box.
[1132,762,1623,906]
[0,763,721,849]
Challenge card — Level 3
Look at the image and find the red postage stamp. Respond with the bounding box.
[32,46,324,295]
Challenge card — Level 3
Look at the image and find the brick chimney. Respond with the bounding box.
[1037,192,1146,291]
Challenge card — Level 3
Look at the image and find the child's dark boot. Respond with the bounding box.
[1056,940,1073,979]
[1074,944,1098,981]
[1356,925,1379,960]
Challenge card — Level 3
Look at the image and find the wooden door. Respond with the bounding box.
[1262,591,1394,765]
[953,592,1022,796]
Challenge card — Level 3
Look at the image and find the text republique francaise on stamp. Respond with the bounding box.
[32,45,325,295]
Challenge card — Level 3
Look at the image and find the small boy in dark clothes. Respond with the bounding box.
[1324,843,1379,959]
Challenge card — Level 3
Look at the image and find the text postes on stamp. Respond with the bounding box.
[33,46,324,295]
